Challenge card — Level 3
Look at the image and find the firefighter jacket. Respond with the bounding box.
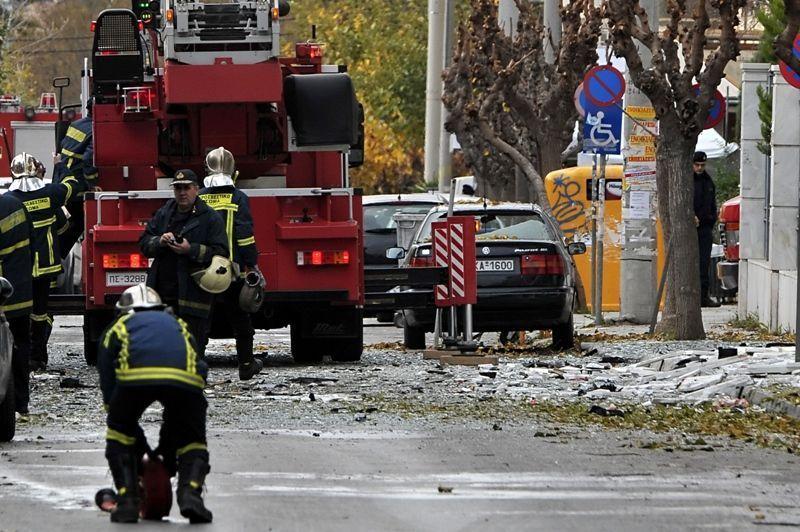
[97,310,208,406]
[58,116,98,184]
[139,198,228,319]
[8,180,87,279]
[198,185,258,271]
[0,194,33,317]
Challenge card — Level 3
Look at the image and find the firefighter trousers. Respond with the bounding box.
[59,200,84,260]
[8,315,31,413]
[209,281,255,365]
[30,278,53,369]
[105,384,208,475]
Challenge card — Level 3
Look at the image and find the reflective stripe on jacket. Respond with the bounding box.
[8,180,87,278]
[97,310,208,405]
[198,186,258,270]
[0,195,33,317]
[139,198,229,318]
[59,117,98,183]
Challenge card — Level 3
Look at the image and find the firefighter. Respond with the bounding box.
[53,101,97,258]
[98,284,212,524]
[7,153,87,371]
[199,147,264,380]
[0,192,33,414]
[139,169,228,359]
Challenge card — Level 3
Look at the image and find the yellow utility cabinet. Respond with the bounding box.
[545,166,664,312]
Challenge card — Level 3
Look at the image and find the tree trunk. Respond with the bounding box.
[654,135,705,339]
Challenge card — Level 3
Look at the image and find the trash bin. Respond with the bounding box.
[393,212,428,251]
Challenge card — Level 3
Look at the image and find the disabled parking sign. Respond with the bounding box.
[583,100,622,155]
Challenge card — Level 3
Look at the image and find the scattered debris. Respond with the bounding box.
[588,404,626,418]
[354,413,367,422]
[59,377,91,389]
[437,486,454,494]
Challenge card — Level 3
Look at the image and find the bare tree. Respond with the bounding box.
[775,0,800,73]
[605,0,746,339]
[443,0,600,207]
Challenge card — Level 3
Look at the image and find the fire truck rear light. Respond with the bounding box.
[39,92,57,111]
[103,253,148,270]
[90,21,96,32]
[296,43,323,61]
[123,87,152,113]
[296,250,350,266]
[138,21,144,31]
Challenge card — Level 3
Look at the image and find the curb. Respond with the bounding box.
[742,387,800,421]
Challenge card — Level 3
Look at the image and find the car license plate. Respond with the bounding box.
[106,271,148,287]
[476,259,515,272]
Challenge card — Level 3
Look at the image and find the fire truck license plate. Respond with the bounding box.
[476,259,515,272]
[106,271,148,287]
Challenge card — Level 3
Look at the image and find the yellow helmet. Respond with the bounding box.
[191,255,233,294]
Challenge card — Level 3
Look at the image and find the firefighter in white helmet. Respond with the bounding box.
[98,284,212,524]
[7,152,88,371]
[199,147,264,380]
[138,169,229,359]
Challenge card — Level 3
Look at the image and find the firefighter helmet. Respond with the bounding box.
[9,152,45,191]
[239,269,265,313]
[191,255,233,294]
[204,146,235,187]
[116,284,165,311]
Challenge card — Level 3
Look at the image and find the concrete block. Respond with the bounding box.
[746,260,774,326]
[768,206,798,270]
[771,70,800,145]
[739,198,767,260]
[739,144,767,198]
[439,354,499,366]
[777,270,797,333]
[682,375,754,400]
[738,260,749,318]
[740,63,771,142]
[769,146,800,207]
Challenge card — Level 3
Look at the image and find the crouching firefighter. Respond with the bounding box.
[98,284,213,524]
[199,147,264,380]
[7,153,87,371]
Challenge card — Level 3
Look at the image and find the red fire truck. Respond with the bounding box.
[717,195,740,293]
[61,2,365,364]
[0,93,67,181]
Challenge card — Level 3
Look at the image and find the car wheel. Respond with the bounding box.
[0,377,16,442]
[551,314,575,351]
[403,324,426,350]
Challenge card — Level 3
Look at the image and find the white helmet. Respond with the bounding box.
[116,284,164,312]
[191,255,233,294]
[9,152,45,191]
[204,146,235,187]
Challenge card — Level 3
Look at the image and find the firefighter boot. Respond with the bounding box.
[237,336,263,381]
[30,314,52,371]
[177,451,213,524]
[108,452,139,523]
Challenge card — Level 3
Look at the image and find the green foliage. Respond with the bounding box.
[755,0,786,63]
[756,85,772,156]
[713,165,740,205]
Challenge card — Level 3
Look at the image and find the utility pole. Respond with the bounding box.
[543,0,561,64]
[498,0,520,38]
[424,0,445,190]
[438,0,455,192]
[620,0,658,323]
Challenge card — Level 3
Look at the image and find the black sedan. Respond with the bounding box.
[398,201,585,349]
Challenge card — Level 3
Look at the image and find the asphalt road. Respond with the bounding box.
[1,317,799,531]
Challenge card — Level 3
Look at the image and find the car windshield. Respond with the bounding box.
[417,210,553,242]
[363,203,437,232]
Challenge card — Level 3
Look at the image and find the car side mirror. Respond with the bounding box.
[52,77,70,89]
[386,247,406,260]
[0,277,13,306]
[567,242,587,255]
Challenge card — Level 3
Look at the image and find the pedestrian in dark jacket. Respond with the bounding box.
[7,152,88,371]
[0,193,33,414]
[692,151,720,308]
[98,284,212,524]
[199,147,263,380]
[139,169,228,358]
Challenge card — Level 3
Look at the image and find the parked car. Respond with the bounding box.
[396,201,585,349]
[363,192,447,321]
[0,277,17,441]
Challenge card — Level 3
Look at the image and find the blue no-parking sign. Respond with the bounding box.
[583,100,622,155]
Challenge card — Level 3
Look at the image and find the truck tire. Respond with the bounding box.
[403,324,426,350]
[329,326,363,362]
[0,377,16,442]
[84,310,113,366]
[289,325,324,364]
[290,308,363,364]
[551,314,575,351]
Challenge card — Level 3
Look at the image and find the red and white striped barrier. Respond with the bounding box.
[432,221,451,307]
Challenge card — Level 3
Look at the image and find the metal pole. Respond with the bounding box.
[434,308,442,349]
[650,239,673,335]
[595,154,606,325]
[438,0,455,191]
[796,100,800,362]
[543,0,561,64]
[424,0,445,190]
[464,304,473,342]
[590,154,598,319]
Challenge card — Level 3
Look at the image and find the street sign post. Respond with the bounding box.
[583,100,622,155]
[691,84,727,130]
[583,65,626,107]
[779,34,800,89]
